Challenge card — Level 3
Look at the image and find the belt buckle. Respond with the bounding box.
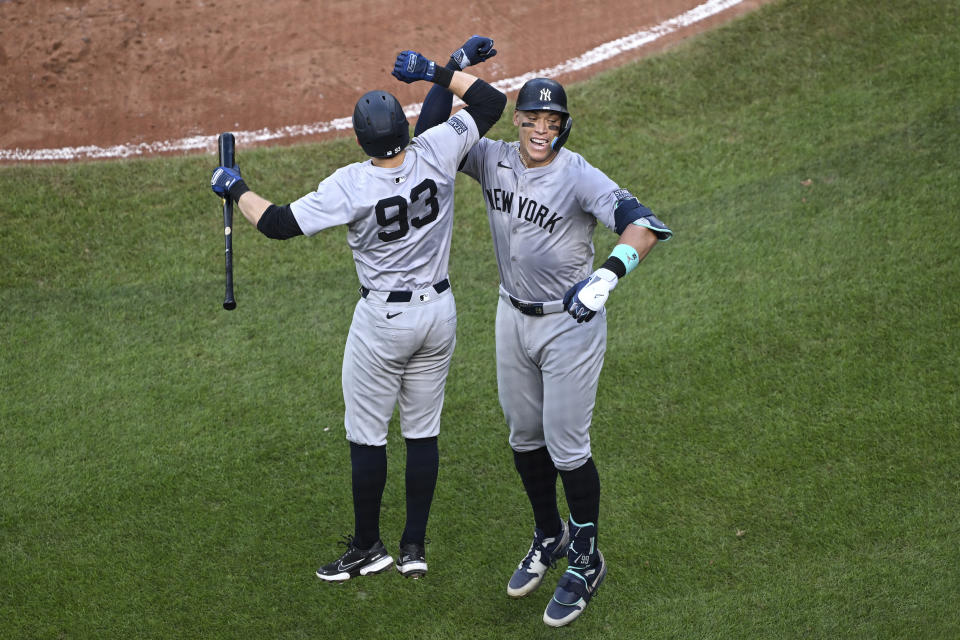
[510,296,544,316]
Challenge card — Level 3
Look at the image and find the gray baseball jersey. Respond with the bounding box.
[459,140,627,469]
[292,113,479,292]
[460,140,623,302]
[290,111,481,446]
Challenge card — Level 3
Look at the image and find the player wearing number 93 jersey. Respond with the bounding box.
[209,48,506,582]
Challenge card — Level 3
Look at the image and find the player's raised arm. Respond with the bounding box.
[210,165,303,239]
[411,36,497,136]
[392,47,505,138]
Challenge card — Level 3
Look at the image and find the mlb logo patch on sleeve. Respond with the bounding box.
[447,116,468,135]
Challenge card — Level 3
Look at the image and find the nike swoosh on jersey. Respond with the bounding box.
[387,312,403,319]
[497,161,511,169]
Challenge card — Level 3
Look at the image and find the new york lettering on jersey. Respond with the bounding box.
[484,188,563,234]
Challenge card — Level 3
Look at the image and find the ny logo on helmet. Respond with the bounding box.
[540,88,552,101]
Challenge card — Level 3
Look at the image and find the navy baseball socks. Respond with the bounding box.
[543,517,607,627]
[396,436,438,579]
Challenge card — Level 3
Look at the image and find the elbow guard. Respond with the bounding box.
[633,213,673,241]
[257,204,304,240]
[613,193,672,240]
[462,80,508,138]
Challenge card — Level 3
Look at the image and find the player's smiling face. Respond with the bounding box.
[514,110,563,167]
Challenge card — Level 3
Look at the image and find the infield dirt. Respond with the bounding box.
[0,0,773,160]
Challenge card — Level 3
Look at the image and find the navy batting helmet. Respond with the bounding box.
[353,90,410,158]
[515,78,572,151]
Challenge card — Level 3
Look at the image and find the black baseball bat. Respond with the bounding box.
[218,133,237,310]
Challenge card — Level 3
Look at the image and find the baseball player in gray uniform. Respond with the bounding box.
[210,43,505,582]
[415,42,671,626]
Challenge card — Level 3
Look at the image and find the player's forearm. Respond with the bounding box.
[617,223,658,263]
[235,190,272,227]
[447,69,477,99]
[592,224,657,285]
[415,82,455,135]
[420,66,505,136]
[603,196,673,277]
[415,37,497,136]
[423,65,478,100]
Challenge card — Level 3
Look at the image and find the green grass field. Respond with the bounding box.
[2,0,958,637]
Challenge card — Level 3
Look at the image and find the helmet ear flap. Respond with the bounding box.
[551,115,572,151]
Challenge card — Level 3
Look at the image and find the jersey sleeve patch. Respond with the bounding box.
[446,116,468,135]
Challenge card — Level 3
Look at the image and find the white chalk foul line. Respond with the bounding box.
[1,0,743,163]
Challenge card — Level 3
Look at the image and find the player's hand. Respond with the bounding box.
[210,165,245,200]
[392,51,437,83]
[451,35,497,69]
[563,268,618,323]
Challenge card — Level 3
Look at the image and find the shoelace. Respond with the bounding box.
[521,532,560,570]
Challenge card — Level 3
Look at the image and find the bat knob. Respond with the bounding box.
[223,300,237,311]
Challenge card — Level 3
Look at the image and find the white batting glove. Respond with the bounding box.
[563,268,618,323]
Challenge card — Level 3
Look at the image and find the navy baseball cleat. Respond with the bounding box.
[396,542,428,579]
[316,536,394,582]
[507,519,570,598]
[543,518,606,627]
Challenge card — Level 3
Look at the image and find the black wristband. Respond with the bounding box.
[227,179,250,202]
[433,65,454,89]
[599,256,627,279]
[446,57,461,71]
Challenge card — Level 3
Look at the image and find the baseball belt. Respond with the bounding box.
[500,286,565,316]
[359,278,450,303]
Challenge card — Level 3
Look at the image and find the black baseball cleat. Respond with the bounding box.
[395,542,428,579]
[316,536,394,582]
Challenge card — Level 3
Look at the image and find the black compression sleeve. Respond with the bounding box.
[256,204,303,240]
[462,80,508,137]
[432,66,454,88]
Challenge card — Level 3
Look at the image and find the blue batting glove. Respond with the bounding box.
[451,35,497,69]
[210,165,245,199]
[392,50,437,83]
